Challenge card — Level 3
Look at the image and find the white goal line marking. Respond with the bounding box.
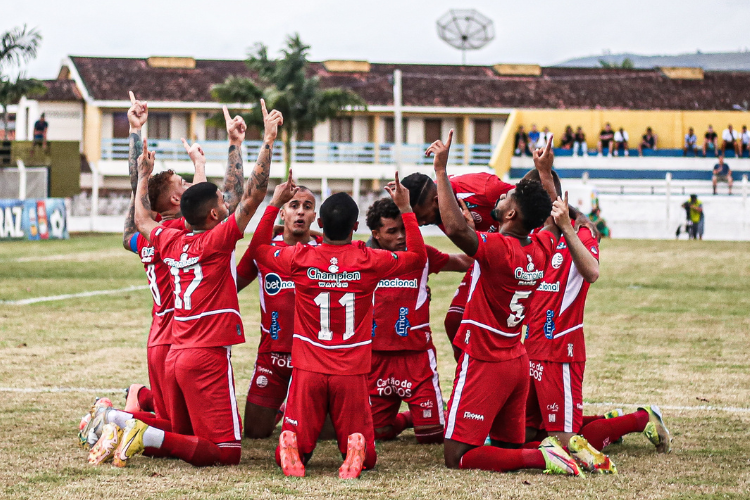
[0,285,148,305]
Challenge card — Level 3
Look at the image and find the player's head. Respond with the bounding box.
[490,178,552,235]
[280,186,316,237]
[690,193,698,202]
[179,182,229,230]
[521,169,562,198]
[366,198,405,252]
[148,170,192,215]
[318,192,359,241]
[401,172,440,226]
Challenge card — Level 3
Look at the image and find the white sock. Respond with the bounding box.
[142,426,165,449]
[107,410,133,429]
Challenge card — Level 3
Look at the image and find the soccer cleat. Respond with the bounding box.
[278,430,305,477]
[78,401,114,449]
[124,384,145,413]
[639,405,672,453]
[568,435,617,474]
[111,419,148,467]
[539,437,583,476]
[604,408,624,444]
[339,433,366,479]
[88,423,122,465]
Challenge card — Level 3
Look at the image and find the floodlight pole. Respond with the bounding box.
[393,69,403,176]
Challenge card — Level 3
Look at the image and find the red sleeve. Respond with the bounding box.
[379,212,426,277]
[252,243,295,274]
[248,206,280,257]
[484,174,514,203]
[202,215,244,254]
[426,245,450,274]
[236,246,259,282]
[578,227,600,261]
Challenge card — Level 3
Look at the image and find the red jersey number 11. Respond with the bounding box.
[314,292,355,341]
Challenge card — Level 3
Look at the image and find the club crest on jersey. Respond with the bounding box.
[264,273,294,296]
[544,310,556,339]
[395,307,411,337]
[270,311,280,340]
[551,253,564,269]
[328,257,339,273]
[470,211,482,224]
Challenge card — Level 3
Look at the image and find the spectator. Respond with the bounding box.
[741,125,750,157]
[514,125,530,156]
[598,122,615,156]
[560,125,575,150]
[683,127,699,156]
[32,113,48,150]
[712,153,733,195]
[703,125,718,156]
[638,127,658,156]
[574,126,587,156]
[682,194,704,240]
[536,126,553,148]
[528,124,540,146]
[588,206,610,238]
[721,124,740,156]
[613,127,629,156]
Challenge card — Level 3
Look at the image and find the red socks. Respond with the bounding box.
[522,441,541,449]
[160,432,240,466]
[580,410,649,450]
[582,415,604,426]
[459,446,546,472]
[137,387,155,413]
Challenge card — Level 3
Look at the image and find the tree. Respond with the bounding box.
[0,25,42,71]
[211,34,366,173]
[599,57,635,69]
[0,75,46,137]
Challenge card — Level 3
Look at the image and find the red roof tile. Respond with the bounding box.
[37,79,83,102]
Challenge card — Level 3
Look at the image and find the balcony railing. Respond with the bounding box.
[100,139,493,165]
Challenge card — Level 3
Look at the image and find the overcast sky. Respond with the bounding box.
[3,0,750,79]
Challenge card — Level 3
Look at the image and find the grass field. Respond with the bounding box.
[1,234,749,499]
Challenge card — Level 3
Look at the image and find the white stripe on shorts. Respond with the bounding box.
[226,347,241,441]
[426,349,445,426]
[445,353,470,440]
[563,362,573,433]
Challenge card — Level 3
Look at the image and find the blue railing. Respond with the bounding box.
[101,139,493,165]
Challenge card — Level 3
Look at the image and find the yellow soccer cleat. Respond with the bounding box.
[639,405,672,453]
[88,423,123,465]
[78,401,114,449]
[112,419,148,467]
[568,435,617,474]
[539,436,583,477]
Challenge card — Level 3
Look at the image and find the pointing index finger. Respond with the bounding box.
[446,129,454,148]
[545,135,553,156]
[129,91,136,105]
[260,99,268,119]
[222,105,231,124]
[181,138,190,152]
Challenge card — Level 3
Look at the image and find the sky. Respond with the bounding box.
[3,0,750,79]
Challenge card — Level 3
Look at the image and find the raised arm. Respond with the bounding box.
[384,171,427,271]
[426,129,479,256]
[440,253,474,272]
[181,138,207,183]
[134,140,160,241]
[552,192,599,283]
[123,90,148,250]
[234,100,283,233]
[222,105,247,212]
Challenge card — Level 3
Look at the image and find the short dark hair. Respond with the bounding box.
[320,192,359,240]
[366,198,401,231]
[148,170,176,213]
[180,182,220,227]
[522,169,562,198]
[512,178,552,232]
[401,173,434,208]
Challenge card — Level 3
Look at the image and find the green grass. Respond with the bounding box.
[0,235,749,499]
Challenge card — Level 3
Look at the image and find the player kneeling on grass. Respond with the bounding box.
[248,174,426,478]
[365,197,473,443]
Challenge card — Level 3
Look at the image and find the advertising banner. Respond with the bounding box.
[0,198,68,241]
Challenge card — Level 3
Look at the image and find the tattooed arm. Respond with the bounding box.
[222,105,247,213]
[134,140,159,241]
[123,91,148,250]
[234,99,283,233]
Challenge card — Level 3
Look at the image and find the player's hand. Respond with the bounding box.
[181,138,205,164]
[425,129,453,173]
[261,99,284,143]
[458,198,476,230]
[127,91,148,130]
[385,171,411,213]
[223,105,247,144]
[552,191,571,228]
[270,169,298,208]
[573,211,600,241]
[137,139,155,179]
[533,134,554,173]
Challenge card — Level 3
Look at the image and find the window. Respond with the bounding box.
[330,117,353,143]
[148,113,171,139]
[205,122,227,141]
[424,119,442,144]
[112,112,129,139]
[383,117,407,143]
[474,119,492,144]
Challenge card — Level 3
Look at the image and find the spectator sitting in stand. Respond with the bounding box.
[683,127,699,156]
[528,124,540,147]
[536,126,553,148]
[598,122,615,156]
[574,126,587,156]
[712,153,733,195]
[638,127,658,156]
[588,206,610,238]
[613,127,629,156]
[560,125,575,150]
[740,125,749,157]
[513,125,530,156]
[721,124,740,157]
[703,125,718,156]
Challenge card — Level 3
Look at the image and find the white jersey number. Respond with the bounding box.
[171,263,203,310]
[507,290,532,328]
[145,264,162,307]
[314,292,355,341]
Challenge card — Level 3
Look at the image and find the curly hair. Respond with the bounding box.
[366,198,401,231]
[147,170,175,213]
[512,178,552,231]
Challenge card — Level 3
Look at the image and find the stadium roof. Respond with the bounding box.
[64,56,750,111]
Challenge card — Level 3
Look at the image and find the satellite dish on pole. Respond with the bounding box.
[437,9,495,65]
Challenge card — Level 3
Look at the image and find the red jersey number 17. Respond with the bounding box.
[170,263,203,310]
[314,292,355,341]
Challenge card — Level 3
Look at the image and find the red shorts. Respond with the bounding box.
[369,349,444,430]
[164,346,242,446]
[446,270,471,319]
[526,360,585,433]
[147,344,170,420]
[445,351,529,446]
[280,368,376,469]
[247,352,293,410]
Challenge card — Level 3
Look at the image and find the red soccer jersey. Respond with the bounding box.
[445,172,514,233]
[454,230,556,362]
[371,245,449,352]
[236,234,321,354]
[131,217,186,347]
[251,206,427,375]
[150,215,245,349]
[525,227,599,362]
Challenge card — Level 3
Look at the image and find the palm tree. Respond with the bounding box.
[211,34,366,173]
[0,25,42,71]
[0,75,46,138]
